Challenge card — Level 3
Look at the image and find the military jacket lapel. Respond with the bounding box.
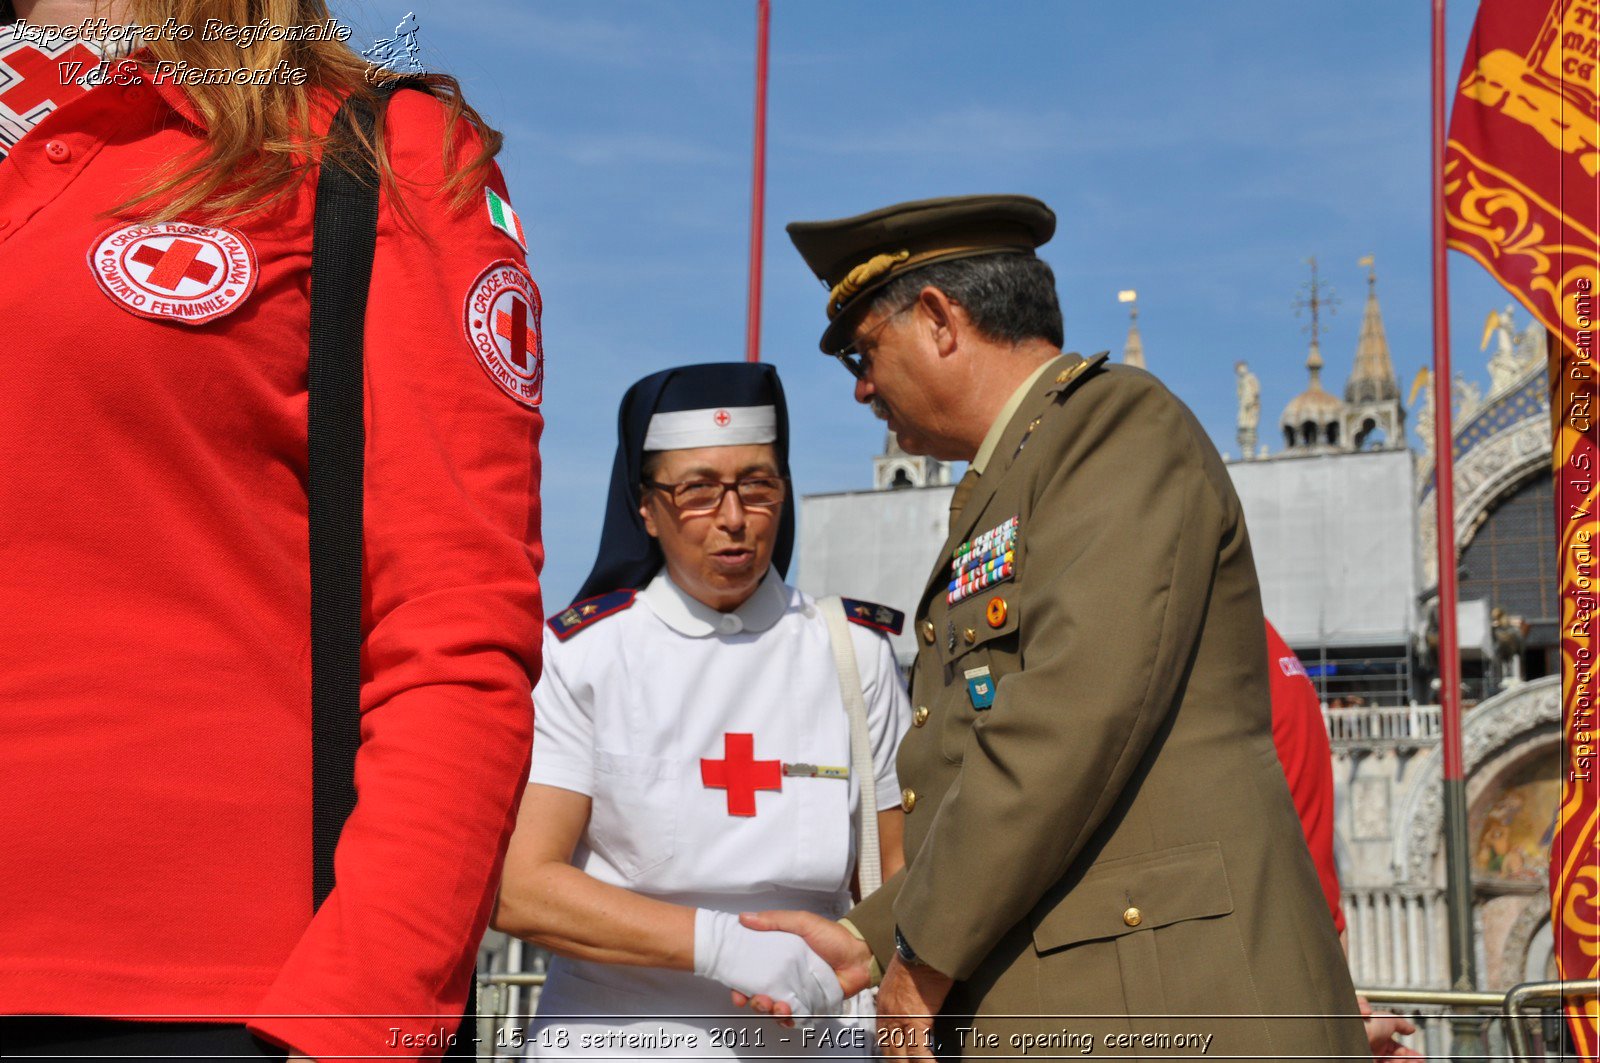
[919,353,1080,608]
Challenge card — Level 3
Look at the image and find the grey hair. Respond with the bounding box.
[865,253,1064,348]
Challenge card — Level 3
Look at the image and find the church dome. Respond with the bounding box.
[1281,342,1347,449]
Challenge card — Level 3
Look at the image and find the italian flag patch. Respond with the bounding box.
[485,188,527,251]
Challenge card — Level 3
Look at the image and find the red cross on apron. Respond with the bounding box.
[700,732,781,816]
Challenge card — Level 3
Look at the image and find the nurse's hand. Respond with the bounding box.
[729,910,874,1022]
[693,909,844,1018]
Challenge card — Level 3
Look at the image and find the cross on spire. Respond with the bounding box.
[1292,256,1340,382]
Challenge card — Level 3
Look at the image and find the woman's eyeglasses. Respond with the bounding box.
[642,476,788,512]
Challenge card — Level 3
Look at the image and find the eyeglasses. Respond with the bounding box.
[832,301,915,380]
[642,476,788,512]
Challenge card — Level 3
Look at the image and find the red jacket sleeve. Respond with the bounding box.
[249,90,543,1059]
[1265,621,1345,935]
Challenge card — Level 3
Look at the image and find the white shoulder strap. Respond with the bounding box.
[820,596,881,896]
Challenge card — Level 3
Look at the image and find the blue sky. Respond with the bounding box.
[343,0,1507,609]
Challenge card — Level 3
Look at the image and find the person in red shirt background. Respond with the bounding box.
[1266,621,1421,1061]
[1266,619,1346,936]
[0,1,542,1059]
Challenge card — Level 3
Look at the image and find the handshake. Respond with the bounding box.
[693,908,874,1019]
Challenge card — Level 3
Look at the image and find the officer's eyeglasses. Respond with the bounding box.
[832,301,915,381]
[642,476,788,512]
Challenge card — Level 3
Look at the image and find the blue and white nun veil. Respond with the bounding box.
[572,362,795,605]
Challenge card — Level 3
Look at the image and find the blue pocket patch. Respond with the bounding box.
[964,666,996,710]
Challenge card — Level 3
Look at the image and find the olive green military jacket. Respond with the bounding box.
[848,354,1368,1059]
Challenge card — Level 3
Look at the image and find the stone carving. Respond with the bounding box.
[1454,374,1484,421]
[1236,361,1260,459]
[1484,305,1529,396]
[1353,776,1393,840]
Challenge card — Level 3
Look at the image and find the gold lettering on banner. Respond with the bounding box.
[1458,0,1600,176]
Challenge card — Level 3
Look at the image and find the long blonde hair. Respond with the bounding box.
[95,1,500,221]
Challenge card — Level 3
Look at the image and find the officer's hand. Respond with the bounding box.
[875,957,951,1061]
[739,910,873,995]
[694,909,843,1019]
[730,910,872,1027]
[1360,997,1423,1060]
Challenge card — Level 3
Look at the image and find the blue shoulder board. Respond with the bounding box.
[548,589,637,641]
[840,597,904,636]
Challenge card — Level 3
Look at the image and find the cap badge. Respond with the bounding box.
[828,248,909,317]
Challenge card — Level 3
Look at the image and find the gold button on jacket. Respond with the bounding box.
[900,788,917,813]
[912,706,929,727]
[841,353,1366,1056]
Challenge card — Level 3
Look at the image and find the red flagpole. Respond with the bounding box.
[744,0,771,363]
[1431,0,1476,996]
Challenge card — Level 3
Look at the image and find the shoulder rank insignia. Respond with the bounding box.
[548,589,637,641]
[840,597,904,636]
[1047,351,1110,397]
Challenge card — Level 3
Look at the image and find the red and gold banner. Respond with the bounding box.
[1445,0,1599,1052]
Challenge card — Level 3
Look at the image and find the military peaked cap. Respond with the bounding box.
[786,194,1056,353]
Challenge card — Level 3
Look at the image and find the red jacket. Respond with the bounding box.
[0,65,542,1059]
[1265,621,1345,935]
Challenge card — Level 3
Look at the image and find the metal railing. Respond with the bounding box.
[1358,981,1599,1060]
[476,972,545,1060]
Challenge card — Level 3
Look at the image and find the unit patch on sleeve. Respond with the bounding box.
[88,222,258,325]
[484,188,528,251]
[464,259,544,409]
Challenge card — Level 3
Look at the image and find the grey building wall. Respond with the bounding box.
[796,484,955,667]
[1228,447,1417,649]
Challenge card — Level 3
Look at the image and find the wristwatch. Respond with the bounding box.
[893,925,926,967]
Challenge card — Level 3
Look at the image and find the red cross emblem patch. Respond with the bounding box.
[89,223,258,325]
[701,732,782,816]
[465,259,543,408]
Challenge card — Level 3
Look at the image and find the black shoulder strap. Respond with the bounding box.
[307,87,482,1053]
[309,87,388,910]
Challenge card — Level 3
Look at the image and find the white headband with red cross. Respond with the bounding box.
[643,405,777,451]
